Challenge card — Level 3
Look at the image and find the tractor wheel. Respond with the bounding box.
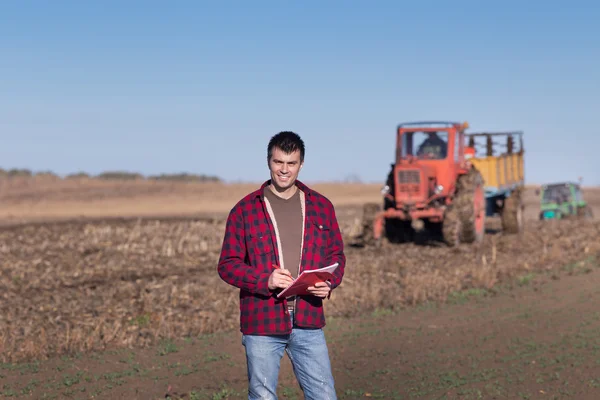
[454,168,486,244]
[442,204,461,247]
[578,205,594,220]
[350,202,380,247]
[501,189,524,234]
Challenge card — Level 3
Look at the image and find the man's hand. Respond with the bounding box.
[268,266,294,291]
[306,281,331,298]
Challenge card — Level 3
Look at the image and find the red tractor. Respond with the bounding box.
[352,121,524,247]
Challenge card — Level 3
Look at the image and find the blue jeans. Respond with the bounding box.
[241,312,337,400]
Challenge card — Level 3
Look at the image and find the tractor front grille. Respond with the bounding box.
[398,170,420,184]
[397,170,420,194]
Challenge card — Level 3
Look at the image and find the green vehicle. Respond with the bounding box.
[537,182,594,220]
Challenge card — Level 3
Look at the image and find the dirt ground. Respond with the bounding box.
[1,179,600,399]
[2,254,600,399]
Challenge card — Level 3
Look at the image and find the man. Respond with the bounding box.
[217,131,345,399]
[416,131,448,159]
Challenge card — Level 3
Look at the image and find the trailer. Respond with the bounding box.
[466,131,525,232]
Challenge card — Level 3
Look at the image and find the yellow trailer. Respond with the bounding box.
[472,153,524,190]
[466,131,525,230]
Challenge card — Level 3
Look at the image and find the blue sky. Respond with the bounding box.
[1,0,599,185]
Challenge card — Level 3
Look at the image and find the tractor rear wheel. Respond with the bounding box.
[501,189,524,233]
[578,205,594,220]
[454,168,486,244]
[442,204,461,246]
[442,168,485,246]
[586,207,594,219]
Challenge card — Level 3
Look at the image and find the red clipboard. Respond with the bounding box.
[277,262,339,299]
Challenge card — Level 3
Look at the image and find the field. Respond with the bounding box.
[1,178,600,399]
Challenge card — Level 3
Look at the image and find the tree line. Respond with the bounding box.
[0,168,221,183]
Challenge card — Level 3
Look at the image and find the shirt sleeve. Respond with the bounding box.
[217,207,272,296]
[325,203,346,290]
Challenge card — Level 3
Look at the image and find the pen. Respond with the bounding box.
[273,263,288,271]
[272,264,295,280]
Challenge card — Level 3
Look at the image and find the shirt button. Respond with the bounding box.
[318,224,323,229]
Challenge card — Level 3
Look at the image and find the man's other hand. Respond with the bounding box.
[307,281,331,298]
[268,267,294,291]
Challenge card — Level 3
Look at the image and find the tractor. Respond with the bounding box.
[537,182,594,220]
[351,121,525,247]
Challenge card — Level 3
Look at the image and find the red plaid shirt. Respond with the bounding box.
[217,180,346,335]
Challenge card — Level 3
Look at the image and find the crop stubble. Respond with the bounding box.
[1,208,599,363]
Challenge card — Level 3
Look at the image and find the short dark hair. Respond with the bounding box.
[267,131,305,162]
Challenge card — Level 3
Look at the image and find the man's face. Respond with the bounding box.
[268,147,303,192]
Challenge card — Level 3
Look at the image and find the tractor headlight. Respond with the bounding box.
[434,184,444,194]
[381,185,390,195]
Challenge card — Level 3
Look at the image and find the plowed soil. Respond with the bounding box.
[1,179,600,399]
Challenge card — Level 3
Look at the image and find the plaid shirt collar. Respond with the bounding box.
[251,179,316,201]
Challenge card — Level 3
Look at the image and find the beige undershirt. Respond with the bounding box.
[264,186,303,312]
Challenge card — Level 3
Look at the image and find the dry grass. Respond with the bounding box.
[0,218,228,362]
[1,178,599,363]
[1,209,599,363]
